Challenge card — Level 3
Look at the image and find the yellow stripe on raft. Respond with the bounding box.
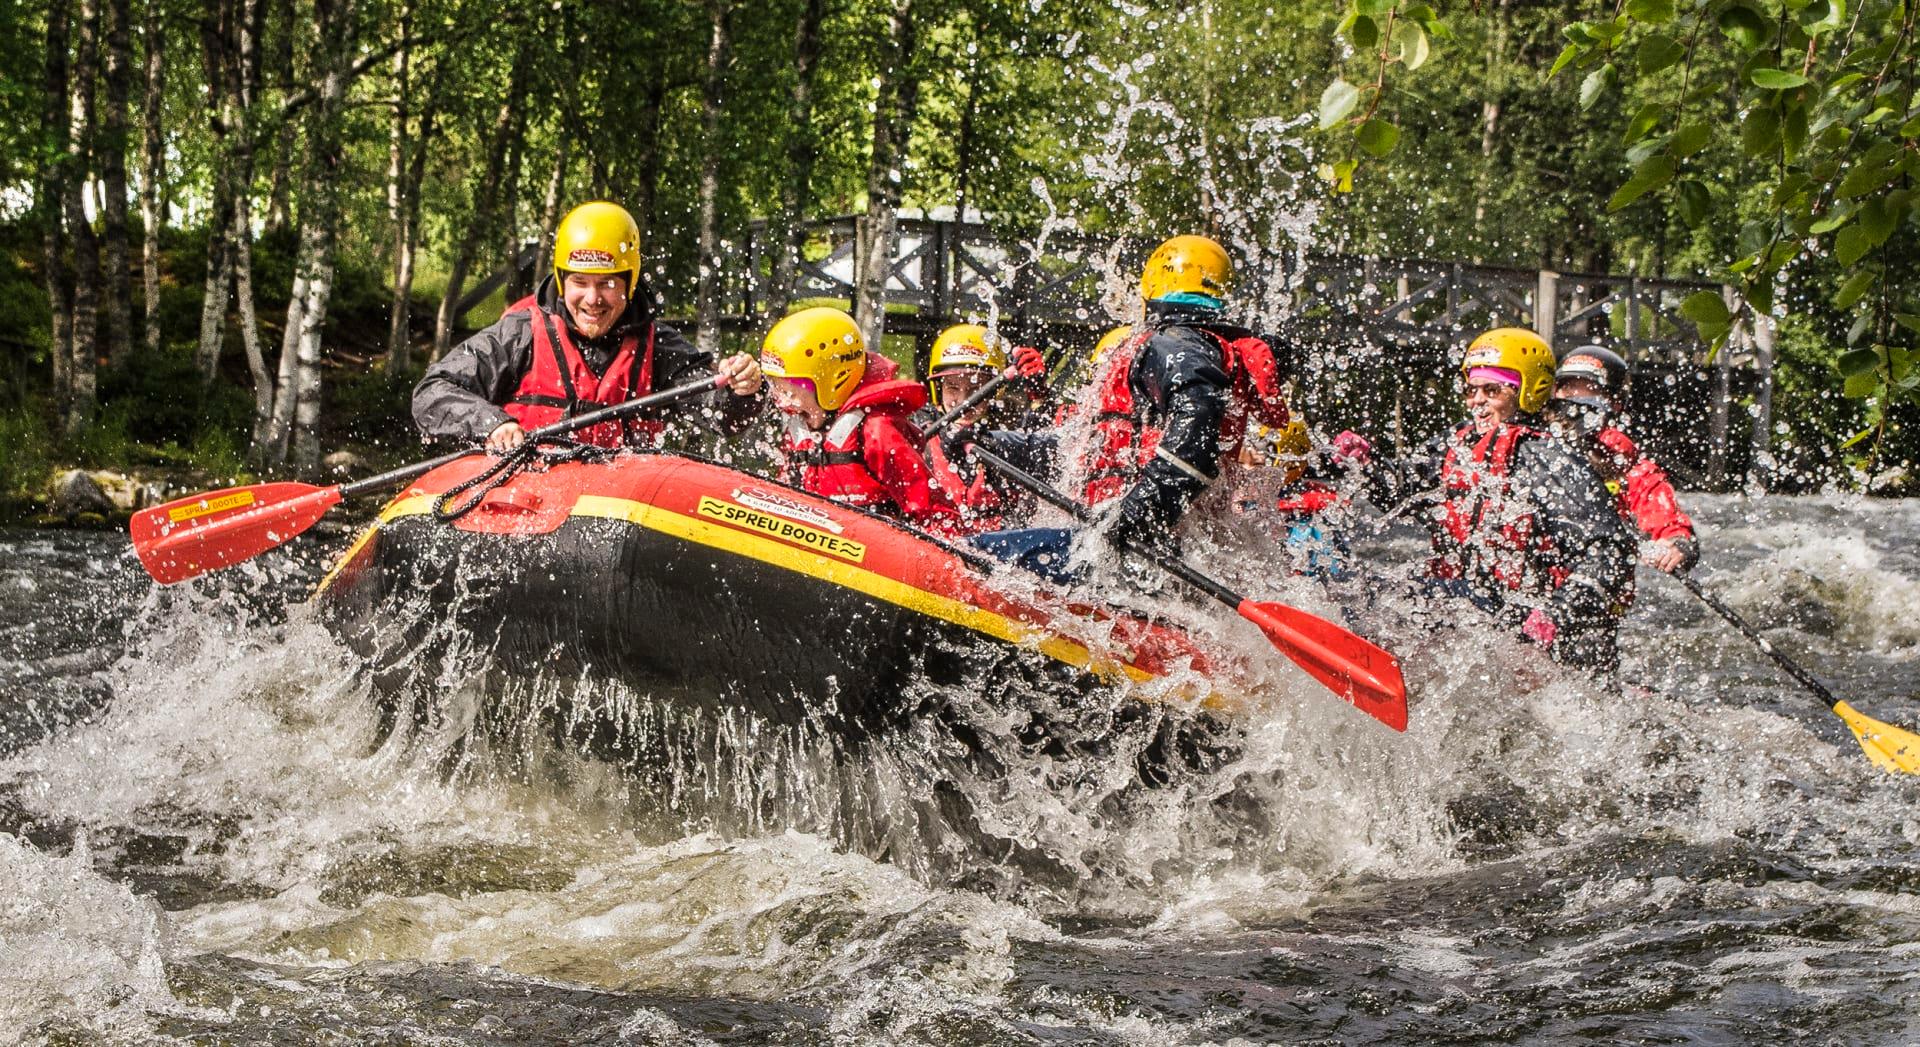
[569,494,1153,687]
[311,495,437,596]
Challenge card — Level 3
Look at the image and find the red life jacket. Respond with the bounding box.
[1081,327,1292,506]
[1082,330,1155,505]
[925,436,1005,534]
[1429,421,1563,593]
[783,355,940,517]
[501,295,659,448]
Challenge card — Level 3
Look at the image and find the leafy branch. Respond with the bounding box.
[1316,1,1447,190]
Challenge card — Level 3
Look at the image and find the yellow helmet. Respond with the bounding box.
[1090,325,1133,366]
[761,307,867,411]
[1140,235,1231,302]
[928,324,1009,376]
[1246,420,1313,484]
[552,201,642,292]
[1461,327,1557,414]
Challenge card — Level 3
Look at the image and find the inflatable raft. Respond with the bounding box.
[312,450,1257,735]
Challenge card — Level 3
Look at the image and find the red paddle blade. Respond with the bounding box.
[1238,599,1409,731]
[130,482,344,584]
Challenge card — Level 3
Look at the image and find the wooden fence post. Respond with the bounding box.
[1534,270,1558,346]
[1747,308,1776,492]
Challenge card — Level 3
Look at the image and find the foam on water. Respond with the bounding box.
[0,830,177,1041]
[8,486,1920,1041]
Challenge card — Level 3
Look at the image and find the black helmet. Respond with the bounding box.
[1554,344,1630,396]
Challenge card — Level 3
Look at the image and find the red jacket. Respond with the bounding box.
[1594,427,1695,543]
[1079,331,1155,505]
[925,435,1005,535]
[782,354,957,530]
[1081,326,1291,508]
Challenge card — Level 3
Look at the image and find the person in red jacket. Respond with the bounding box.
[914,322,1051,535]
[1544,344,1699,574]
[759,307,957,531]
[412,201,762,450]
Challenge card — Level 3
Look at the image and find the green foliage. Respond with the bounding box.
[0,399,53,498]
[1535,0,1920,462]
[1317,2,1448,189]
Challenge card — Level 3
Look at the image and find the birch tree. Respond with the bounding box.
[693,0,735,353]
[138,0,166,355]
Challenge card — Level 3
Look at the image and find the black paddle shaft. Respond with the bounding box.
[966,443,1242,609]
[1679,572,1843,708]
[919,371,1010,443]
[337,376,726,500]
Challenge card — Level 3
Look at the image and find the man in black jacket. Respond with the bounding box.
[412,201,761,450]
[1368,328,1638,678]
[969,234,1294,582]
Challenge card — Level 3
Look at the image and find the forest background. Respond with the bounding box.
[3,0,1917,511]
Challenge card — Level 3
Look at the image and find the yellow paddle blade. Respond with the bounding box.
[1833,701,1920,775]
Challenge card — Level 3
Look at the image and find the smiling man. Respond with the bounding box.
[1366,327,1637,680]
[412,200,762,451]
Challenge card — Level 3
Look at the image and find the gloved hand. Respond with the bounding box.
[1645,536,1698,574]
[1108,485,1182,557]
[1522,608,1557,647]
[1330,430,1371,468]
[1108,493,1154,551]
[1010,345,1047,378]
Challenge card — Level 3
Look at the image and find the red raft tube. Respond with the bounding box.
[314,450,1266,734]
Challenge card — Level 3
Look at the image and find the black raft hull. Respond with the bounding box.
[314,451,1245,736]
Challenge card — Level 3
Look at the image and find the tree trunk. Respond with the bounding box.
[194,0,236,381]
[383,5,411,365]
[266,223,303,457]
[431,43,529,360]
[766,0,823,320]
[630,62,667,253]
[389,100,435,371]
[40,0,74,403]
[535,135,569,276]
[233,199,272,451]
[497,107,527,297]
[63,0,104,434]
[212,0,269,448]
[854,0,918,349]
[277,0,359,473]
[138,0,166,355]
[262,0,296,234]
[99,0,135,366]
[693,0,734,354]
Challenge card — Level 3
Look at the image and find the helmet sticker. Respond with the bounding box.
[566,248,617,270]
[937,346,994,367]
[1559,355,1609,379]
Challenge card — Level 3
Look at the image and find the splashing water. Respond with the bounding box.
[4,489,1920,1042]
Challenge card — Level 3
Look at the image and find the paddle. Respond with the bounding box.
[918,369,1012,443]
[966,443,1408,731]
[1678,571,1920,774]
[129,375,729,585]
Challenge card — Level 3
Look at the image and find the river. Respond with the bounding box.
[3,491,1919,1044]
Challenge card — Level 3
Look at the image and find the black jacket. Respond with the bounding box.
[411,275,761,445]
[1371,421,1637,628]
[1111,301,1293,544]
